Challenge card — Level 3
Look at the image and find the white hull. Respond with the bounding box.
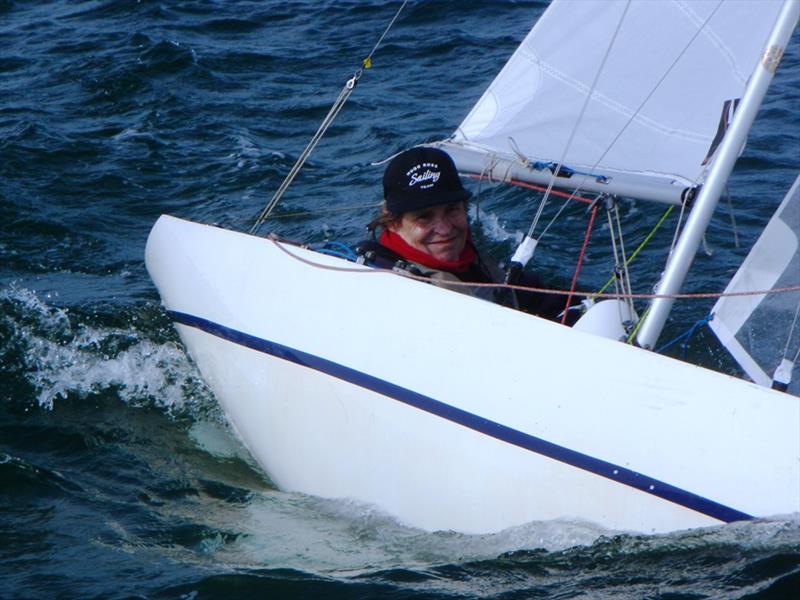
[146,215,800,534]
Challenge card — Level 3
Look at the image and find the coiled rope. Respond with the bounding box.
[250,0,409,234]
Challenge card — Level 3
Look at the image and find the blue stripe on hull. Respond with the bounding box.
[168,310,753,525]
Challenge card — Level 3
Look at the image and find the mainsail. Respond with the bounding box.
[442,0,787,204]
[710,175,800,395]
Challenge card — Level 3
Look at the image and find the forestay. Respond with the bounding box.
[710,175,800,395]
[442,0,786,204]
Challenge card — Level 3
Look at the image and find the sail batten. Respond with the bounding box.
[450,0,787,193]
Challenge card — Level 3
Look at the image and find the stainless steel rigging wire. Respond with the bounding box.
[250,0,409,234]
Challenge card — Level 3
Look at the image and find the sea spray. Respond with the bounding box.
[469,204,524,245]
[0,286,215,416]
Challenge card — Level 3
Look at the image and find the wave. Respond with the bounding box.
[0,286,216,418]
[145,506,800,598]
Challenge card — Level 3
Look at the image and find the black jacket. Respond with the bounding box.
[354,239,573,323]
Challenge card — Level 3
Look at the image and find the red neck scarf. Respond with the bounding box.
[379,229,477,274]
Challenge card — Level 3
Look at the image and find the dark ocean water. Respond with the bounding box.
[2,1,799,598]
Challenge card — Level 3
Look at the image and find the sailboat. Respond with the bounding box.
[145,0,800,535]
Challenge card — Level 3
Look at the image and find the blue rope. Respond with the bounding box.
[531,161,609,184]
[315,249,357,261]
[656,313,714,357]
[309,241,359,262]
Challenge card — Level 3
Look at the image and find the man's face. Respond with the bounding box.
[389,201,468,262]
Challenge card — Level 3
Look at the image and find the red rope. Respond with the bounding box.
[561,203,598,323]
[467,175,594,204]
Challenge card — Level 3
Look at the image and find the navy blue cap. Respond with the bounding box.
[382,147,471,215]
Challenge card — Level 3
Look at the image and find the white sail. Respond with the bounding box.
[710,175,800,394]
[448,0,786,200]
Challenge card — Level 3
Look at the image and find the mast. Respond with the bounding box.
[636,0,800,350]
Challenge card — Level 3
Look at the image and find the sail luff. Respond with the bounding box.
[636,0,800,349]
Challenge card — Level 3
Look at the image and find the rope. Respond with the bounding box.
[606,200,625,300]
[530,161,608,184]
[467,175,593,204]
[626,305,650,344]
[309,241,359,261]
[249,1,408,234]
[250,79,358,233]
[561,202,599,323]
[595,204,674,297]
[310,248,359,262]
[267,235,800,301]
[723,186,741,249]
[669,192,689,253]
[612,198,635,309]
[655,314,714,356]
[363,0,409,69]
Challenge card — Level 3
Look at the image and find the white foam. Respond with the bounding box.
[2,286,215,416]
[470,206,524,245]
[193,492,800,578]
[226,134,284,170]
[188,420,252,461]
[184,491,613,575]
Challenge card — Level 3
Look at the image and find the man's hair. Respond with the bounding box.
[367,201,468,233]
